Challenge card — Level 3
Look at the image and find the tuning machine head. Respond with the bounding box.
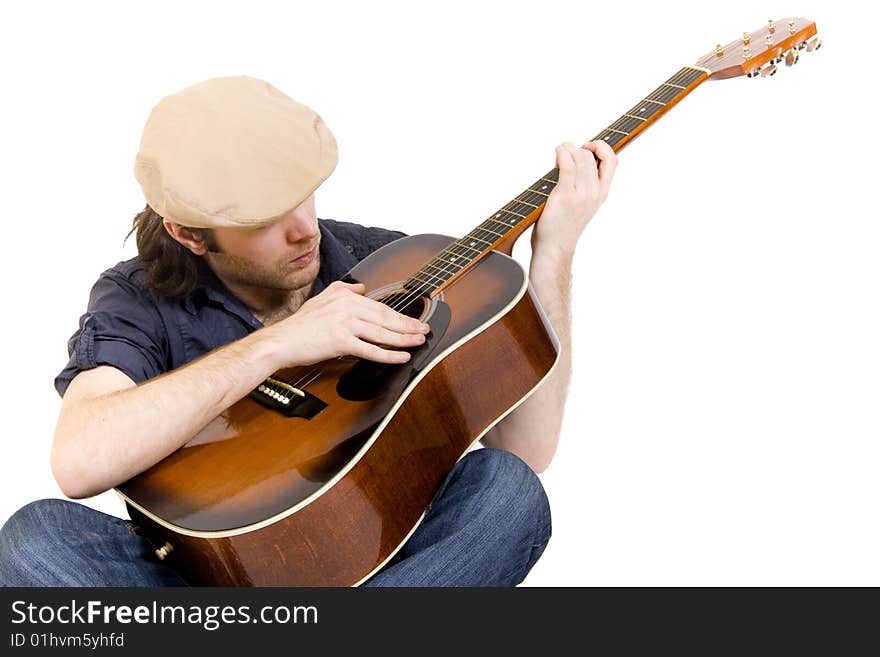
[760,63,778,77]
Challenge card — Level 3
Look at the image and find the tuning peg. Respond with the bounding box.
[785,48,799,66]
[806,37,822,52]
[760,63,778,77]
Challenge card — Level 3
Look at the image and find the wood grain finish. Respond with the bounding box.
[121,233,559,586]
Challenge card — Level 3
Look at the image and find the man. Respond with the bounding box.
[0,75,617,586]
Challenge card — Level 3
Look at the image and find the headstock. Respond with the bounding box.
[696,18,821,80]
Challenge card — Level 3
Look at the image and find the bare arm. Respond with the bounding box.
[52,281,430,499]
[481,140,617,472]
[481,250,573,473]
[52,330,280,499]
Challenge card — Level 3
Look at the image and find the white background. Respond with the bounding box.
[0,1,876,586]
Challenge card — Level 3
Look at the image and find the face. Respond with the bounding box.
[202,194,321,293]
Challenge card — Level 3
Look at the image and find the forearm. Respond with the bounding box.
[52,330,281,498]
[482,248,573,472]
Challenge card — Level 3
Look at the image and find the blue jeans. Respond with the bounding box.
[0,448,551,587]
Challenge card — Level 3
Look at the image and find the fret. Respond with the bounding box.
[414,270,446,285]
[403,281,434,293]
[514,197,540,208]
[470,226,499,240]
[598,133,626,147]
[486,214,510,224]
[421,265,457,280]
[625,100,663,118]
[506,199,538,213]
[519,188,547,201]
[419,268,449,283]
[428,255,465,270]
[671,67,706,86]
[470,225,504,239]
[404,67,708,298]
[425,256,460,271]
[486,217,513,229]
[477,226,505,237]
[651,84,683,103]
[429,256,465,270]
[610,116,644,134]
[441,241,476,255]
[455,241,482,254]
[410,273,443,286]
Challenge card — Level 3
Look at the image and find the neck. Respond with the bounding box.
[398,65,710,298]
[217,274,316,325]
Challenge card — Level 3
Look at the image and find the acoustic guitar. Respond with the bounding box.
[118,17,822,586]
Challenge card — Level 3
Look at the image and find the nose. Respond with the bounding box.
[279,208,318,245]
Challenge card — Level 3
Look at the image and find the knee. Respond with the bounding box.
[0,499,77,585]
[460,448,552,547]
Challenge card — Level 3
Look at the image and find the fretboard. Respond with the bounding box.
[401,65,710,298]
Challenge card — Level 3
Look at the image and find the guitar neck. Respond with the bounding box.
[401,65,711,299]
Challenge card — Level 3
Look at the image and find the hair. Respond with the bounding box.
[126,204,217,298]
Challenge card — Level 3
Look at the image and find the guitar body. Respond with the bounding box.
[118,233,560,586]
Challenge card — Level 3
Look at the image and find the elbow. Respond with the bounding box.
[530,457,552,475]
[50,442,87,499]
[51,428,102,500]
[522,449,554,475]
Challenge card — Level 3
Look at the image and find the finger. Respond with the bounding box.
[582,139,617,172]
[352,319,427,348]
[359,296,429,333]
[331,280,365,293]
[566,142,597,191]
[353,338,412,364]
[555,143,577,190]
[582,140,618,197]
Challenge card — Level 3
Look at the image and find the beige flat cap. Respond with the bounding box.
[134,75,337,228]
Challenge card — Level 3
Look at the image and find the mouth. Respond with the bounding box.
[290,245,317,266]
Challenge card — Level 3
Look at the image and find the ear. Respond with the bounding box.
[163,220,209,256]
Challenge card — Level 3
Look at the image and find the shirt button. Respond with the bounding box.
[344,244,353,253]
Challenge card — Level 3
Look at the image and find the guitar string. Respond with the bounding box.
[267,68,699,395]
[375,66,702,320]
[269,178,555,394]
[264,185,547,396]
[265,175,556,393]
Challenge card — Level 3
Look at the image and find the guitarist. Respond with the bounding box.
[0,75,617,586]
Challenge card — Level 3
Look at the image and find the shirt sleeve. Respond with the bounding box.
[350,224,408,261]
[54,272,170,397]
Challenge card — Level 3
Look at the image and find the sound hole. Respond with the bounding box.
[378,291,426,320]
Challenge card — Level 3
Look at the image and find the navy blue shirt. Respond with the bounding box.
[54,218,407,397]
